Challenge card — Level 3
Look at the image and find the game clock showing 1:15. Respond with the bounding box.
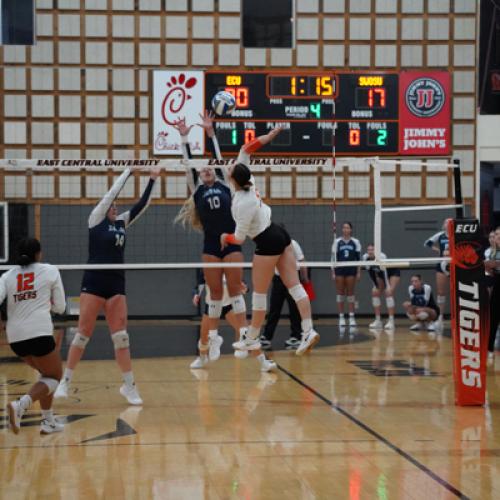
[204,71,399,156]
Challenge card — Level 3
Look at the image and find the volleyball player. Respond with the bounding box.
[485,227,500,366]
[424,221,450,330]
[332,222,361,327]
[362,244,400,331]
[2,238,66,434]
[190,273,263,368]
[174,112,247,362]
[402,274,440,331]
[220,127,319,356]
[55,166,159,405]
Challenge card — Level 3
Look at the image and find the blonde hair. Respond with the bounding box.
[174,196,203,232]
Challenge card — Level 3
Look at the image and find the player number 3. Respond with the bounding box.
[115,234,125,247]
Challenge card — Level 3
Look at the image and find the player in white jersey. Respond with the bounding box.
[1,238,66,435]
[220,128,319,356]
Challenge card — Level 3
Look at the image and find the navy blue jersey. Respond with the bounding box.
[193,181,235,238]
[425,231,449,256]
[87,169,155,278]
[332,237,361,262]
[409,284,439,312]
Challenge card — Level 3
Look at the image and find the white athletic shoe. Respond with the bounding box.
[190,355,209,369]
[296,329,320,356]
[234,349,248,359]
[409,323,421,331]
[208,334,223,361]
[40,418,65,435]
[7,400,24,435]
[54,379,70,399]
[384,319,395,331]
[349,316,357,327]
[339,315,346,327]
[432,319,443,332]
[119,384,143,406]
[426,322,435,332]
[260,359,277,372]
[369,319,383,329]
[232,331,261,351]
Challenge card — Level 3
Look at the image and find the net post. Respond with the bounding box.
[372,158,382,260]
[453,159,464,219]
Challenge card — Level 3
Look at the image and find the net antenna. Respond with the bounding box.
[372,158,465,267]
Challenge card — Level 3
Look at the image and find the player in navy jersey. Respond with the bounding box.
[331,222,361,327]
[402,274,440,331]
[362,244,400,331]
[55,166,159,405]
[424,221,449,330]
[174,112,250,366]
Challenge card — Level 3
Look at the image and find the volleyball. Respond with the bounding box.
[211,90,236,116]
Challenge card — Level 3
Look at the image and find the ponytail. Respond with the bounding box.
[15,238,41,267]
[174,196,203,232]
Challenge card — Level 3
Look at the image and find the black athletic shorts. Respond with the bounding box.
[204,303,233,319]
[10,335,56,357]
[335,266,358,277]
[81,270,125,299]
[203,236,241,259]
[253,223,292,256]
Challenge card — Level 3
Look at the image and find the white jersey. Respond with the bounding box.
[231,183,271,241]
[276,239,304,276]
[0,263,66,343]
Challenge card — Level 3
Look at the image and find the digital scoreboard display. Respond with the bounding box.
[204,71,451,156]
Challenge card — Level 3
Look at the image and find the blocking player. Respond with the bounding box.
[55,166,159,405]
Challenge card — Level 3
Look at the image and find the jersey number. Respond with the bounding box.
[343,249,350,259]
[207,196,220,210]
[115,234,125,247]
[16,272,34,292]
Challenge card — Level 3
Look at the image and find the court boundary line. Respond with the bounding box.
[278,364,470,500]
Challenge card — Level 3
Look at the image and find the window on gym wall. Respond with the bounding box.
[0,0,35,45]
[242,0,294,48]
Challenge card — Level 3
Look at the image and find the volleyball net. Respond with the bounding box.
[0,157,467,317]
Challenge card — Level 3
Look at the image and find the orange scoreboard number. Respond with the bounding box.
[349,129,361,146]
[224,75,249,108]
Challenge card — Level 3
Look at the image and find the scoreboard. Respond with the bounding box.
[204,71,450,156]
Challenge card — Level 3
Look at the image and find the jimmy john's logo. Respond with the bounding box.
[406,78,445,118]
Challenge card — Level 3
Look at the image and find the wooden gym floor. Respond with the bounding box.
[0,320,499,500]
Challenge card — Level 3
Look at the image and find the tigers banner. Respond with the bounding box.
[448,219,489,406]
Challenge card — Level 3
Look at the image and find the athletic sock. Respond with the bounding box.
[41,409,54,421]
[208,329,218,339]
[301,318,313,333]
[62,368,73,383]
[248,326,260,340]
[19,394,32,411]
[122,371,135,387]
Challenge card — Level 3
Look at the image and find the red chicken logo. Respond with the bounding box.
[453,243,480,269]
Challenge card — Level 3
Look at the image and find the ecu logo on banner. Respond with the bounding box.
[448,219,489,406]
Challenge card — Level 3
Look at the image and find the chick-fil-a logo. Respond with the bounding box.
[161,73,197,126]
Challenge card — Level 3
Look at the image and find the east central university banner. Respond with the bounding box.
[448,219,489,406]
[153,70,205,156]
[399,71,451,155]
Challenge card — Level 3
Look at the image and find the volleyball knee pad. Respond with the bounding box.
[208,300,223,318]
[111,330,130,350]
[252,292,267,311]
[39,377,59,395]
[230,295,246,314]
[385,296,395,309]
[71,332,90,350]
[288,284,308,303]
[437,295,446,306]
[347,295,356,304]
[416,311,429,321]
[372,296,381,307]
[336,294,345,303]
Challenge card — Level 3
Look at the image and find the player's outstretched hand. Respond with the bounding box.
[197,110,216,137]
[149,166,161,180]
[258,127,283,146]
[173,117,193,137]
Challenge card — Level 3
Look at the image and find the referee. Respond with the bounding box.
[261,237,309,349]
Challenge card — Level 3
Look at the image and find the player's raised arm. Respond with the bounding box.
[88,168,131,228]
[117,166,159,228]
[173,117,199,193]
[236,127,282,165]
